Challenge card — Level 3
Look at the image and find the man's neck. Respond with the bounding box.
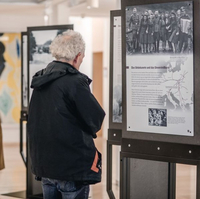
[57,58,70,64]
[56,58,79,71]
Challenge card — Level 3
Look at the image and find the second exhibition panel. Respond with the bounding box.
[26,24,73,199]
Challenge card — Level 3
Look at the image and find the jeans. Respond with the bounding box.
[42,178,90,199]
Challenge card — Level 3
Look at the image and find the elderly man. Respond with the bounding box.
[27,30,105,199]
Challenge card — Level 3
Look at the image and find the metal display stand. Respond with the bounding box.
[120,141,199,198]
[107,9,176,199]
[120,0,200,198]
[26,24,73,199]
[20,32,28,167]
[107,10,123,199]
[107,129,122,199]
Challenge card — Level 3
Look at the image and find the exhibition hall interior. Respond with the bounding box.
[0,0,199,198]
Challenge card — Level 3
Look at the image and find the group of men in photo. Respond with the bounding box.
[127,6,192,54]
[149,109,167,127]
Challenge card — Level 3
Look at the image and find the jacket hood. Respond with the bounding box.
[31,61,92,89]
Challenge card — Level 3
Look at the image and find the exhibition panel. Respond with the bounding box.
[107,10,122,199]
[126,1,193,137]
[108,10,174,199]
[27,24,74,199]
[122,0,199,146]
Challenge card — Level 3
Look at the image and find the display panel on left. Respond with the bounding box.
[0,33,21,123]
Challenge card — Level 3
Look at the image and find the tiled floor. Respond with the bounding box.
[0,134,197,199]
[0,143,26,199]
[0,137,110,199]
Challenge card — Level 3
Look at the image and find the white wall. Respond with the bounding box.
[91,17,110,139]
[92,18,104,52]
[102,17,110,139]
[57,2,71,25]
[0,15,44,32]
[0,6,46,32]
[69,17,93,79]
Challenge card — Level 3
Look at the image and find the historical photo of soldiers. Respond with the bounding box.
[149,108,167,127]
[126,1,193,55]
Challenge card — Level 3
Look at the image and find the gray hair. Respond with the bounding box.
[50,30,85,61]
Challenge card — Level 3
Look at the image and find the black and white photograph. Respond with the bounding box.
[148,108,167,127]
[126,1,193,55]
[112,16,122,123]
[113,85,122,123]
[29,29,68,72]
[28,25,73,99]
[22,33,28,108]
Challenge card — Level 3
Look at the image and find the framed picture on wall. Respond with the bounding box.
[27,25,73,102]
[109,10,123,129]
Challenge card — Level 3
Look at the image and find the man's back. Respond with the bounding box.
[28,60,105,184]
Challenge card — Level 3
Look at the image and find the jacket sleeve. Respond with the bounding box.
[72,77,105,138]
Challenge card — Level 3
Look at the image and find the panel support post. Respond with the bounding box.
[197,162,200,199]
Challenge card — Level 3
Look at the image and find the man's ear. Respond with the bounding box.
[74,52,81,63]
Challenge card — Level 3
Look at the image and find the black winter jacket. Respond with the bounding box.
[27,61,105,184]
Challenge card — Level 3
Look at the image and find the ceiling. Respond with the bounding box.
[0,0,118,17]
[69,0,117,17]
[0,0,85,4]
[0,0,45,3]
[0,3,45,15]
